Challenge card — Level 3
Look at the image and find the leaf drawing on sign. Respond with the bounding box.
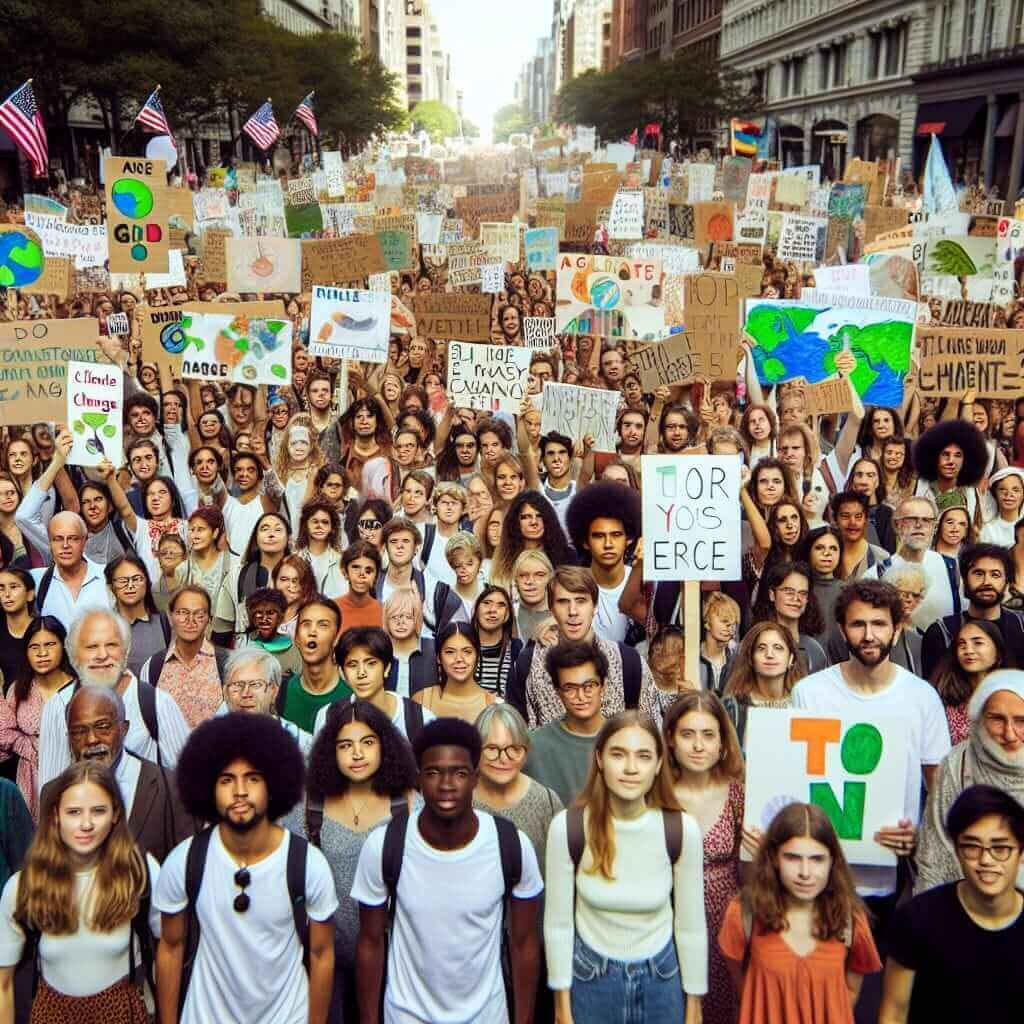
[72,411,116,456]
[928,239,977,277]
[317,312,380,344]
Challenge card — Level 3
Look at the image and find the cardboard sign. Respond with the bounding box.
[23,213,107,269]
[1,221,73,299]
[564,203,602,247]
[446,241,489,286]
[524,227,559,271]
[917,327,1024,398]
[379,229,415,272]
[555,253,664,340]
[523,317,557,348]
[446,341,531,413]
[179,311,293,385]
[687,163,716,203]
[628,334,698,389]
[743,709,909,866]
[641,454,742,582]
[682,273,741,381]
[693,202,734,247]
[412,294,492,341]
[309,287,391,362]
[304,235,387,285]
[540,382,619,452]
[166,187,195,249]
[722,156,752,205]
[0,318,101,425]
[804,377,854,416]
[455,191,518,238]
[67,362,124,468]
[777,213,826,263]
[864,206,909,245]
[608,191,644,240]
[479,222,520,264]
[103,156,169,273]
[201,228,231,283]
[225,238,302,293]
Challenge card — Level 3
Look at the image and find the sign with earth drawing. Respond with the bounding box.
[103,156,169,273]
[67,361,124,468]
[178,311,293,386]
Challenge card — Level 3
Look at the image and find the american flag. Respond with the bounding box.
[294,92,318,137]
[242,100,280,151]
[0,80,48,178]
[134,87,171,136]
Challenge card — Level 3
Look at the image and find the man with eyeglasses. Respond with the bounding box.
[155,714,337,1024]
[139,585,228,728]
[880,781,1024,1024]
[523,640,609,806]
[862,495,957,633]
[30,510,113,624]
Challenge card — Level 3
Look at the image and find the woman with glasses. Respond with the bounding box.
[105,555,170,678]
[344,498,392,550]
[414,622,499,724]
[313,462,350,519]
[700,594,740,694]
[752,561,828,674]
[0,616,75,819]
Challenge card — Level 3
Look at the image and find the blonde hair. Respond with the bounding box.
[445,530,483,567]
[432,481,468,511]
[273,413,326,480]
[702,591,741,629]
[383,586,424,639]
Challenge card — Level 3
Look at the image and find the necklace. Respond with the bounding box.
[348,791,372,826]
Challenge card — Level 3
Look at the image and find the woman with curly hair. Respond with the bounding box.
[739,403,778,463]
[0,762,160,1022]
[848,455,897,552]
[752,561,827,675]
[295,497,345,598]
[263,414,326,537]
[743,500,808,602]
[272,555,319,637]
[294,699,418,1023]
[340,397,394,495]
[718,803,880,1024]
[435,425,479,484]
[881,437,918,510]
[490,490,573,591]
[914,419,989,531]
[856,404,905,462]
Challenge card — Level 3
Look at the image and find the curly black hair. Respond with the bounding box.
[412,716,483,768]
[176,713,305,823]
[493,490,573,580]
[913,419,989,487]
[565,480,642,554]
[306,699,417,802]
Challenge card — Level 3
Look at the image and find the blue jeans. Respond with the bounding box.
[570,936,686,1023]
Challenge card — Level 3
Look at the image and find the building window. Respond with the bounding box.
[792,56,804,95]
[963,0,977,54]
[407,26,421,36]
[938,0,954,60]
[868,33,881,79]
[1014,0,1024,45]
[884,26,903,76]
[407,45,421,56]
[981,0,996,51]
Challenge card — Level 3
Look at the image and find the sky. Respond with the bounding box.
[429,0,551,143]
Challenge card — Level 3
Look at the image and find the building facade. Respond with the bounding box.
[646,0,673,57]
[610,0,647,66]
[564,0,615,79]
[671,0,721,62]
[404,0,453,111]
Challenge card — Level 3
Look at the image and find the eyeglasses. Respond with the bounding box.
[225,679,269,694]
[776,587,809,601]
[957,841,1019,863]
[172,609,209,622]
[559,681,601,698]
[358,519,382,531]
[897,588,924,602]
[233,867,251,912]
[482,743,527,763]
[113,575,146,589]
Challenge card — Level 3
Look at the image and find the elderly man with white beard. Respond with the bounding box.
[915,671,1024,894]
[36,606,190,793]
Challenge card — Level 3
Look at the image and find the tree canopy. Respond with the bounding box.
[409,100,459,143]
[493,103,532,144]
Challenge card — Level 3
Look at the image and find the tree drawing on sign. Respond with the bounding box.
[928,239,977,277]
[72,412,117,456]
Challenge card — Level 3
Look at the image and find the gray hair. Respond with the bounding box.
[223,647,283,689]
[882,564,930,596]
[67,608,132,672]
[473,702,531,752]
[895,494,938,521]
[65,683,126,724]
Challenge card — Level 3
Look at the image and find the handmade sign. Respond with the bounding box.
[225,238,302,292]
[67,362,124,468]
[777,213,826,263]
[812,264,870,296]
[378,229,415,272]
[687,163,715,203]
[309,287,391,362]
[0,318,101,425]
[412,294,492,341]
[555,253,664,340]
[540,382,619,452]
[917,327,1024,398]
[523,317,557,348]
[743,709,909,866]
[479,222,520,264]
[864,206,910,245]
[524,227,559,271]
[284,201,324,237]
[446,342,531,413]
[693,202,734,247]
[103,156,169,273]
[627,334,698,389]
[303,235,387,285]
[322,151,344,197]
[641,454,741,582]
[22,213,107,269]
[481,264,505,293]
[682,273,741,381]
[178,311,293,385]
[446,241,489,286]
[201,228,231,283]
[608,191,644,240]
[803,377,854,416]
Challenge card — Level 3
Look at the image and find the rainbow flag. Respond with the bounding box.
[730,118,761,158]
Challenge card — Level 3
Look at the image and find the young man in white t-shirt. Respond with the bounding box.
[352,717,543,1024]
[154,713,338,1024]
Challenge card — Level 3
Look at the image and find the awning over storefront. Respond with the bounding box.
[916,98,985,137]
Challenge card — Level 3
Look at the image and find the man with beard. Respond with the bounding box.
[914,671,1024,894]
[37,607,191,790]
[792,579,950,1023]
[155,714,337,1024]
[921,544,1024,679]
[41,685,194,861]
[614,407,647,474]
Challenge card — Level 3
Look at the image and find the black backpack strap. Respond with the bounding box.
[566,806,585,874]
[179,828,215,1014]
[159,613,172,646]
[433,582,452,634]
[305,796,325,848]
[942,554,962,616]
[493,816,522,899]
[421,523,436,568]
[402,698,425,745]
[277,672,293,715]
[620,644,642,708]
[128,856,155,992]
[112,517,138,556]
[34,566,55,612]
[137,680,161,765]
[382,809,410,929]
[146,651,167,689]
[662,809,683,865]
[286,833,310,969]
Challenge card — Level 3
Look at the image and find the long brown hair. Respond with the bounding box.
[574,711,680,881]
[722,621,805,700]
[17,762,147,935]
[663,691,744,783]
[746,802,863,941]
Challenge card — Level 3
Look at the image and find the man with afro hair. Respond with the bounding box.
[565,479,642,645]
[912,418,990,531]
[153,714,338,1024]
[352,717,543,1024]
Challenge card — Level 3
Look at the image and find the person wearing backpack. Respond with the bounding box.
[543,710,706,1024]
[352,717,543,1024]
[153,713,337,1024]
[718,802,881,1024]
[0,762,161,1023]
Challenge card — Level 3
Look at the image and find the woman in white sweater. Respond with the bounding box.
[544,710,707,1024]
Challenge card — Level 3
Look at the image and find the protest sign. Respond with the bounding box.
[412,294,492,341]
[775,174,809,207]
[455,192,518,238]
[479,222,520,264]
[284,201,324,237]
[446,342,531,413]
[23,213,107,269]
[811,264,870,296]
[777,213,826,263]
[67,362,124,468]
[743,709,909,866]
[166,187,195,249]
[864,206,910,245]
[626,242,701,275]
[0,222,70,299]
[917,327,1024,398]
[103,156,169,273]
[481,263,505,293]
[225,238,302,293]
[109,249,187,293]
[540,382,619,452]
[201,228,231,283]
[106,313,130,337]
[446,241,489,286]
[523,317,557,348]
[524,227,559,271]
[682,273,741,381]
[608,191,644,240]
[555,253,664,340]
[179,311,293,385]
[378,229,415,272]
[721,156,752,205]
[627,334,698,389]
[309,287,391,362]
[803,377,854,416]
[693,202,734,247]
[415,211,443,245]
[687,163,715,203]
[0,318,100,426]
[322,151,344,197]
[303,235,387,285]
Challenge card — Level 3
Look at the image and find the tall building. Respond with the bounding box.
[564,0,615,79]
[360,0,381,55]
[671,0,721,62]
[262,0,346,33]
[720,0,928,174]
[378,0,407,105]
[646,0,672,57]
[404,0,452,111]
[610,0,647,67]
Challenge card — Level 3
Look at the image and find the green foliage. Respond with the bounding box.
[493,103,532,144]
[462,117,480,140]
[410,100,459,143]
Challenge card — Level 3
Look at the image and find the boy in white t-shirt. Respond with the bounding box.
[352,717,543,1024]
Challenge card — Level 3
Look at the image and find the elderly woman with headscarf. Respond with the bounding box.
[914,670,1024,895]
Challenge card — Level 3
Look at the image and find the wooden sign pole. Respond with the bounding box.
[683,579,700,688]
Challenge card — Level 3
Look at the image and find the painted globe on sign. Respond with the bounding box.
[589,275,621,310]
[111,178,154,219]
[0,231,43,288]
[160,322,187,354]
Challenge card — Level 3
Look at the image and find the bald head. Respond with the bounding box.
[67,685,127,765]
[48,511,88,571]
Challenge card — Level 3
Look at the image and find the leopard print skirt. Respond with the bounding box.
[29,978,149,1024]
